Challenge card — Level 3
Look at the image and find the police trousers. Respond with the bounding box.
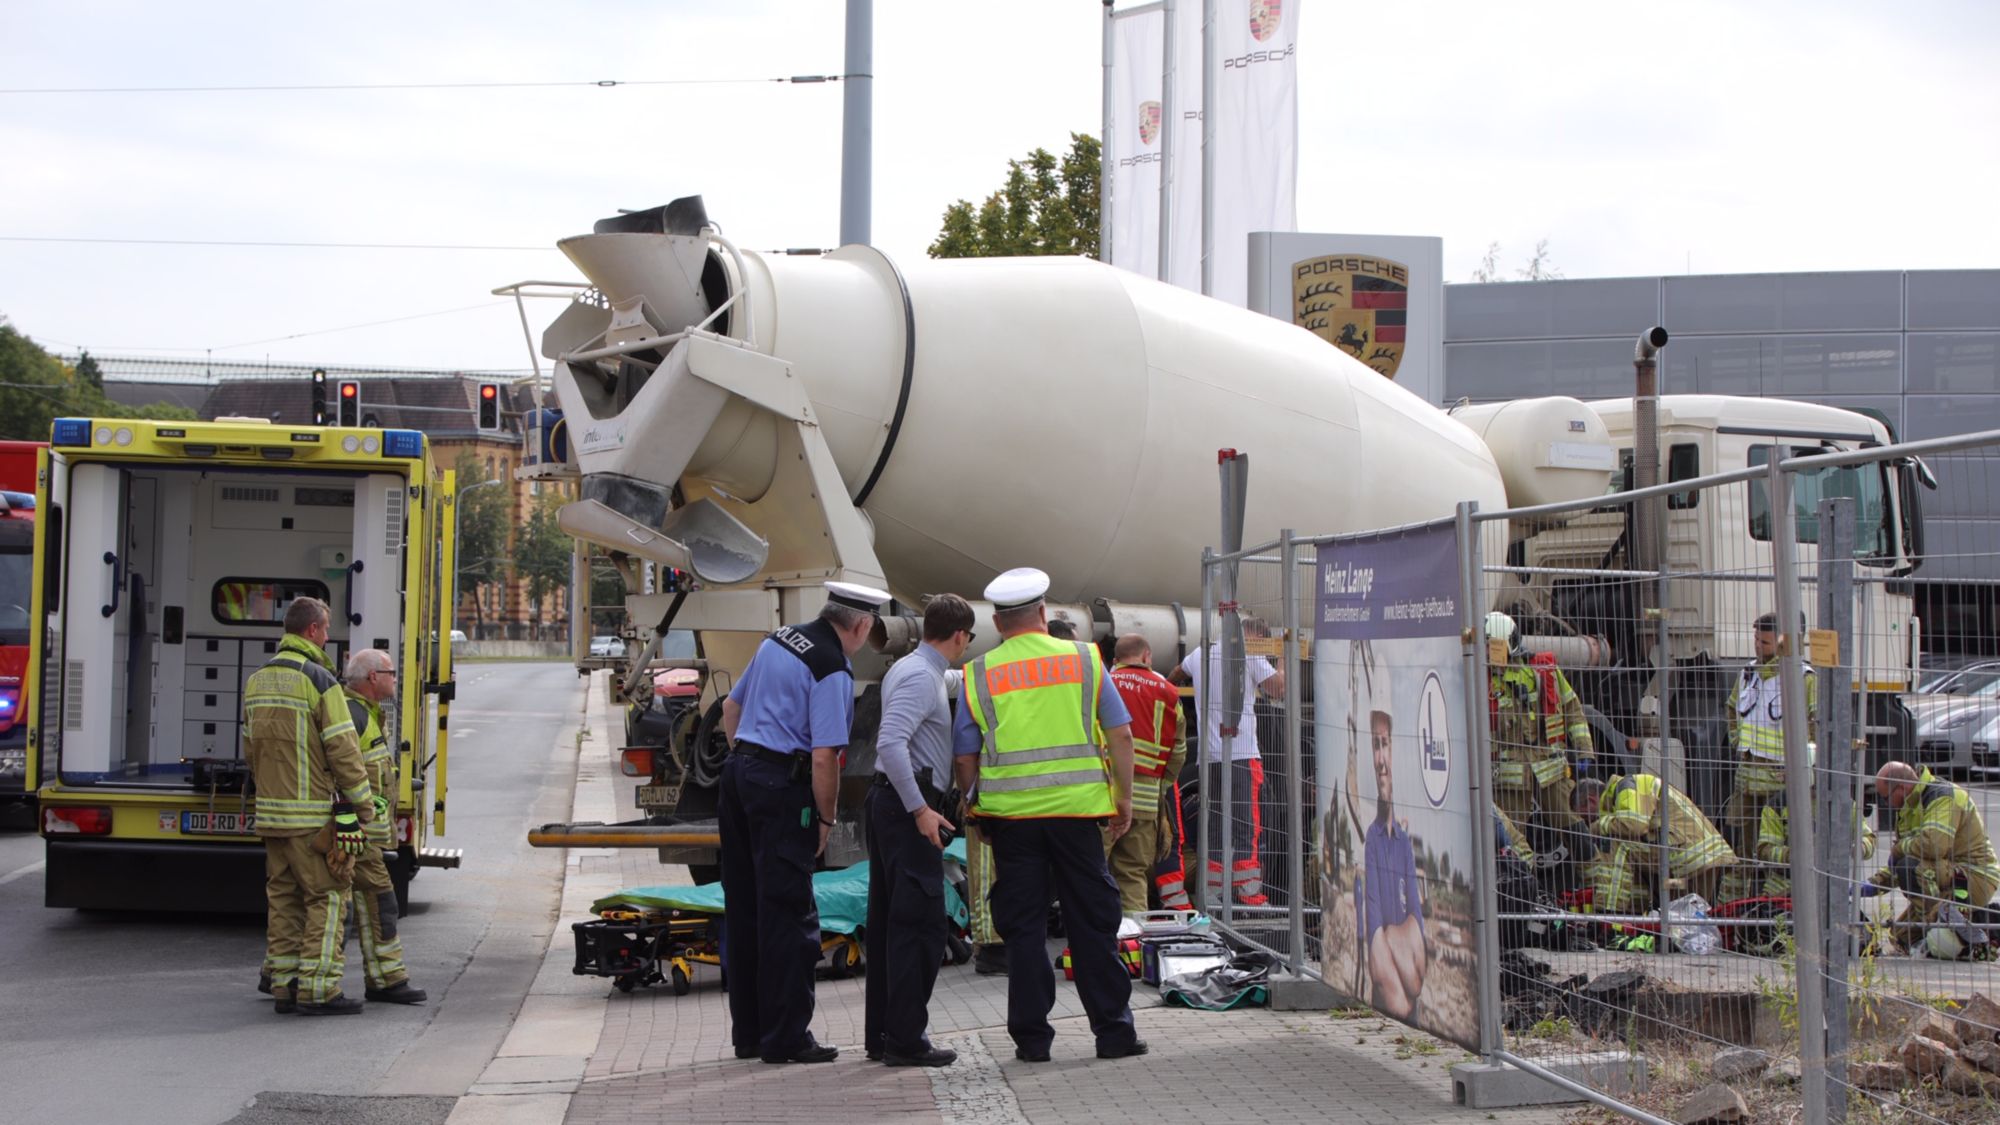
[863,786,946,1056]
[262,833,353,1005]
[718,754,822,1059]
[982,817,1137,1055]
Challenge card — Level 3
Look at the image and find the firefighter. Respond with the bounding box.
[1871,761,1998,952]
[1171,616,1286,908]
[718,580,889,1064]
[1486,612,1594,839]
[1103,633,1191,913]
[1723,613,1816,856]
[341,649,427,1005]
[1573,773,1737,917]
[247,597,372,1015]
[952,567,1146,1063]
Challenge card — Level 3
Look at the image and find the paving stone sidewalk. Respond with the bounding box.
[553,676,1569,1125]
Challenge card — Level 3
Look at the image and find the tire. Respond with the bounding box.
[615,974,638,993]
[671,963,691,996]
[688,698,732,789]
[826,940,855,979]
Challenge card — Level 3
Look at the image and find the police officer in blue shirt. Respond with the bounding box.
[720,580,889,1064]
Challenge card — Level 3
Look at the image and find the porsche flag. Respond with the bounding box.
[1106,5,1165,279]
[1203,0,1299,307]
[1105,2,1298,307]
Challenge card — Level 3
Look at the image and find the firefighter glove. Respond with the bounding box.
[371,795,391,825]
[1573,756,1593,777]
[331,802,368,856]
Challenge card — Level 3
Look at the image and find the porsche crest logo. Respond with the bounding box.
[1293,254,1409,380]
[1138,100,1162,146]
[1249,0,1284,42]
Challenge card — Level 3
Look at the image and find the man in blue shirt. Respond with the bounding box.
[719,580,888,1064]
[864,594,975,1067]
[1346,700,1428,1020]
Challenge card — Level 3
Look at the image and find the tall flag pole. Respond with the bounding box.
[1100,0,1115,264]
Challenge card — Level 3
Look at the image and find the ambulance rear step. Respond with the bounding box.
[417,847,463,869]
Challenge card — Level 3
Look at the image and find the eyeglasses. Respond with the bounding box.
[963,630,978,643]
[371,669,396,679]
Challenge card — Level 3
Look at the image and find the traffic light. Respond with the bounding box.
[477,382,501,432]
[337,380,362,427]
[310,369,328,425]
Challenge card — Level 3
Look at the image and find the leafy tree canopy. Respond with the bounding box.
[929,133,1101,260]
[0,326,194,439]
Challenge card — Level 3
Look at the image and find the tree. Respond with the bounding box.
[929,133,1101,259]
[0,327,195,440]
[518,491,572,640]
[453,452,510,636]
[0,326,74,441]
[74,351,103,390]
[1468,239,1565,283]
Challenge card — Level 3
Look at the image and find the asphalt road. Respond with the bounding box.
[0,661,584,1125]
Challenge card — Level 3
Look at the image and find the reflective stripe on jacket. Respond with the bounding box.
[968,633,1113,820]
[1731,661,1816,793]
[348,694,394,845]
[1490,662,1592,788]
[1896,769,2000,889]
[244,633,370,837]
[1597,773,1734,877]
[1109,664,1183,817]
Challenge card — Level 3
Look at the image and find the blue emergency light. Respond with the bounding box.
[52,418,91,447]
[382,430,424,459]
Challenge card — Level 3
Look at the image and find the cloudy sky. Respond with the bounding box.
[3,0,1996,372]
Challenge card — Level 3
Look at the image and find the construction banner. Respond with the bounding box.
[1313,521,1479,1052]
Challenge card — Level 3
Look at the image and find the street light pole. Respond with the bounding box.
[454,478,504,636]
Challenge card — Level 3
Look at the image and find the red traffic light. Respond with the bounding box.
[340,383,358,399]
[480,384,497,400]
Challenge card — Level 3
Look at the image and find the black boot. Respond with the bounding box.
[365,981,429,1004]
[296,994,365,1016]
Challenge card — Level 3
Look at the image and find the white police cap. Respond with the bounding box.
[984,567,1051,612]
[824,580,891,613]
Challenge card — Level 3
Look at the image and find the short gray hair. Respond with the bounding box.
[344,648,393,686]
[818,602,873,633]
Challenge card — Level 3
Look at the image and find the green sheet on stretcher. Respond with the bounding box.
[591,838,969,937]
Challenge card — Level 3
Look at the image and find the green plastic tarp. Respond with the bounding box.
[589,838,969,937]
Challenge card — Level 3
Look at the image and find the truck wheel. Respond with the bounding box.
[688,698,732,789]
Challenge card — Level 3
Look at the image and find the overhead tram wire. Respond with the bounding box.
[0,236,555,251]
[0,74,853,95]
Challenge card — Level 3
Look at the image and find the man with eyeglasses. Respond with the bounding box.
[342,649,427,1004]
[863,594,975,1068]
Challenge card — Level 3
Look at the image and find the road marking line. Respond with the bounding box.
[0,859,46,887]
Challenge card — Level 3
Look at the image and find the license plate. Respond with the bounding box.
[182,811,256,835]
[635,784,680,809]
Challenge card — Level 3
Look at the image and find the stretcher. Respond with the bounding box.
[573,840,972,994]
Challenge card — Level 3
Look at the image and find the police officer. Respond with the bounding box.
[719,580,888,1064]
[952,568,1146,1063]
[863,594,975,1067]
[246,597,372,1015]
[341,649,427,1005]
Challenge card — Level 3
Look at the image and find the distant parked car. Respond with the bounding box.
[590,635,625,658]
[1906,667,2000,778]
[1915,657,2000,696]
[449,628,468,645]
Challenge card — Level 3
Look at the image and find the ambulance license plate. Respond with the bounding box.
[182,811,256,835]
[635,785,679,809]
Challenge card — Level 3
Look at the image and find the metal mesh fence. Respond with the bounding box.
[1198,427,2000,1121]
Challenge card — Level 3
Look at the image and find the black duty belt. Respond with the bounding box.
[870,770,950,812]
[733,741,808,774]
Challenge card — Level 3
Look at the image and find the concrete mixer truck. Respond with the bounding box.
[513,198,1923,873]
